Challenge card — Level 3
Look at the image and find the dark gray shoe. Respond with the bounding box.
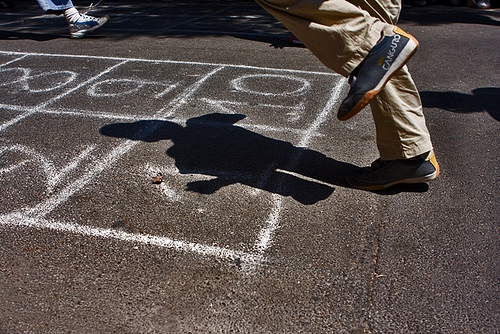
[346,151,440,191]
[338,26,419,121]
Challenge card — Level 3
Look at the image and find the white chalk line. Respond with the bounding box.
[156,66,225,118]
[275,169,335,188]
[252,78,347,255]
[23,140,138,218]
[254,194,283,254]
[231,74,311,97]
[2,58,218,221]
[0,103,314,138]
[0,50,337,76]
[38,60,130,110]
[145,163,183,202]
[0,144,95,191]
[0,60,129,132]
[0,50,347,267]
[87,78,178,98]
[0,54,28,67]
[299,77,347,147]
[1,62,273,266]
[0,67,78,92]
[21,62,225,218]
[0,212,264,266]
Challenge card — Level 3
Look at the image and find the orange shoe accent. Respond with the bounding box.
[429,152,440,179]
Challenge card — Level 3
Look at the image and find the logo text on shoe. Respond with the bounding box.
[382,34,401,71]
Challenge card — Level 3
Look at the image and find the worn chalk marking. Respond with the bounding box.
[200,98,306,123]
[0,144,56,192]
[87,78,178,98]
[0,144,95,194]
[0,50,336,76]
[0,67,77,92]
[254,194,283,254]
[0,103,314,137]
[15,65,230,218]
[0,212,264,265]
[23,140,138,218]
[0,54,28,67]
[252,78,347,255]
[156,66,224,118]
[231,74,311,96]
[0,50,347,266]
[0,60,129,132]
[145,163,183,202]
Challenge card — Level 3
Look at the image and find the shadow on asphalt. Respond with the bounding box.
[100,113,354,205]
[420,87,500,121]
[0,0,293,47]
[100,113,432,202]
[0,1,498,44]
[1,1,455,197]
[400,4,500,26]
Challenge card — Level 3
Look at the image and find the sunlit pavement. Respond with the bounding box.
[0,1,499,332]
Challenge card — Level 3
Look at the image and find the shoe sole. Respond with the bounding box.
[348,171,438,191]
[338,28,419,121]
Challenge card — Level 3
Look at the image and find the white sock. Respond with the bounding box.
[64,7,80,24]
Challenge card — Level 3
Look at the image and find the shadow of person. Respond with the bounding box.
[100,113,358,205]
[0,31,62,41]
[420,87,500,121]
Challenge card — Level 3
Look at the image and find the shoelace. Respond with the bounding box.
[84,0,102,15]
[77,13,100,22]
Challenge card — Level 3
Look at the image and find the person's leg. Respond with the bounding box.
[346,0,439,189]
[372,67,433,160]
[346,64,440,190]
[255,0,387,77]
[36,0,109,38]
[255,0,438,189]
[352,0,433,160]
[36,0,73,13]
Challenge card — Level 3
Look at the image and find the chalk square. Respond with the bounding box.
[0,55,120,108]
[179,66,343,140]
[43,110,324,252]
[49,61,222,118]
[0,113,131,214]
[46,145,275,253]
[0,52,345,263]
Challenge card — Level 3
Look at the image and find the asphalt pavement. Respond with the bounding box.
[0,1,499,333]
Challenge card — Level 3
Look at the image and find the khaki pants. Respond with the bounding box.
[255,0,433,160]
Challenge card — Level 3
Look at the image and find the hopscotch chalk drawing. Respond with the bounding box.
[0,50,347,269]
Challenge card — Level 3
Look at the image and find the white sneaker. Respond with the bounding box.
[69,13,109,38]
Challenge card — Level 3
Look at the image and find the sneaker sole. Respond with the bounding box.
[347,153,440,191]
[346,171,438,191]
[338,28,419,121]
